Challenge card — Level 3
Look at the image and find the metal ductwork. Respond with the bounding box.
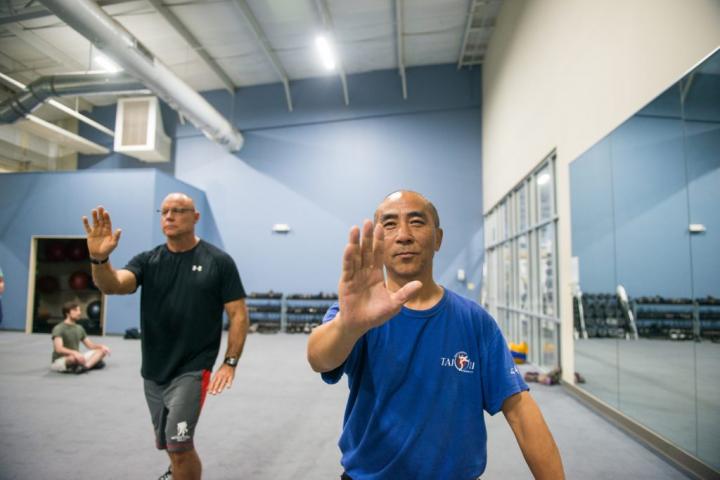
[39,0,244,152]
[0,72,144,124]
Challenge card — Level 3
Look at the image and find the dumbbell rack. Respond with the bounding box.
[246,291,283,333]
[244,292,338,333]
[633,296,720,341]
[284,293,338,334]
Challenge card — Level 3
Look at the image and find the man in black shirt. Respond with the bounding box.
[83,193,248,480]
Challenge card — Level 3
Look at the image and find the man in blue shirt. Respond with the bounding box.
[308,190,564,479]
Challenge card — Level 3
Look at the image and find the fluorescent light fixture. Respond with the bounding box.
[315,35,336,71]
[537,172,551,186]
[95,53,122,73]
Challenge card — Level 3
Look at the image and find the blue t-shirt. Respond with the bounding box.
[321,288,528,480]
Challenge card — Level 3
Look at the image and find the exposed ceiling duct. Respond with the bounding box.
[0,72,143,124]
[39,0,244,152]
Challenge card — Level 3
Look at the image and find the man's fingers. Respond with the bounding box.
[91,209,100,227]
[82,216,91,234]
[360,219,373,268]
[349,225,360,245]
[113,228,122,244]
[348,225,362,274]
[372,223,385,268]
[102,211,112,232]
[391,280,423,305]
[341,243,357,281]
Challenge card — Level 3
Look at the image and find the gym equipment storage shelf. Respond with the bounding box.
[574,292,720,341]
[27,237,104,336]
[246,291,283,333]
[633,296,720,341]
[285,293,337,334]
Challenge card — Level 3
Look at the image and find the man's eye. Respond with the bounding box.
[383,222,397,229]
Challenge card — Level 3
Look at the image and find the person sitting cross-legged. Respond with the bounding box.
[51,301,110,374]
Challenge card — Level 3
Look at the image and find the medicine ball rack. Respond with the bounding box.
[26,236,105,336]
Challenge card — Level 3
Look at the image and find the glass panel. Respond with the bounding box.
[502,243,512,307]
[683,49,720,470]
[519,314,530,347]
[517,234,530,310]
[538,225,555,317]
[541,319,558,369]
[536,164,554,222]
[517,182,529,232]
[570,51,720,464]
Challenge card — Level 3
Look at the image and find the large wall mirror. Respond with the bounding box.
[570,47,720,470]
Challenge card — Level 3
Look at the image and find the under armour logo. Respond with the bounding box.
[192,265,203,272]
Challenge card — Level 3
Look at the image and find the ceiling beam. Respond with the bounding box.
[230,0,293,111]
[5,23,86,70]
[314,0,349,106]
[0,0,134,25]
[394,0,407,100]
[146,0,235,95]
[458,0,490,69]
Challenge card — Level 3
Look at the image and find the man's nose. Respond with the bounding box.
[395,222,413,243]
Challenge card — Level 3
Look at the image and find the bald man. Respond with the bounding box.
[307,190,564,480]
[83,193,249,480]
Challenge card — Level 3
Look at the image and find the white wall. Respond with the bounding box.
[482,0,720,381]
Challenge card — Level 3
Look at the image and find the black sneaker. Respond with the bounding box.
[72,364,89,374]
[93,360,106,370]
[158,465,172,480]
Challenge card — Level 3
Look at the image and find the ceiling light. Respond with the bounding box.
[95,53,122,73]
[315,35,336,71]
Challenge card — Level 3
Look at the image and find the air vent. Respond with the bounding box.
[114,96,171,162]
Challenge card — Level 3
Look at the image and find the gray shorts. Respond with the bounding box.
[143,370,210,452]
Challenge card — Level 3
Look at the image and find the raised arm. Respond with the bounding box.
[307,220,421,373]
[502,391,565,479]
[82,206,136,295]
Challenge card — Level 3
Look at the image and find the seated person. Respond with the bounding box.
[51,301,110,373]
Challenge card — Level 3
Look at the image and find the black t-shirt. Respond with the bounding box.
[125,240,246,383]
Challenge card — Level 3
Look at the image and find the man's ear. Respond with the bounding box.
[434,227,443,251]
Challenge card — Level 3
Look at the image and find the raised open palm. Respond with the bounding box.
[82,206,122,260]
[338,220,422,332]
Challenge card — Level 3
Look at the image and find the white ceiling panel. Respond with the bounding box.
[0,0,501,131]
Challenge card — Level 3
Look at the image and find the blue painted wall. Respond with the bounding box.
[79,64,484,298]
[570,74,720,299]
[0,170,217,333]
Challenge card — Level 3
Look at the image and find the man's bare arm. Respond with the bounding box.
[503,391,565,479]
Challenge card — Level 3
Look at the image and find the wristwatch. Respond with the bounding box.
[223,356,239,367]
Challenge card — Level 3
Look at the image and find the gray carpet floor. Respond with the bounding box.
[0,331,689,479]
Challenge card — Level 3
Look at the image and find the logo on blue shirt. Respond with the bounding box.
[440,351,476,374]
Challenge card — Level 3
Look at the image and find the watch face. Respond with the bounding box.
[224,357,238,366]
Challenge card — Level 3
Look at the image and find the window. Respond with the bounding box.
[482,152,559,369]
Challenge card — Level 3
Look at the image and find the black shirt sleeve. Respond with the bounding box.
[124,250,152,291]
[218,252,246,303]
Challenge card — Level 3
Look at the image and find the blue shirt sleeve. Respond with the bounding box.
[481,316,529,415]
[319,303,363,385]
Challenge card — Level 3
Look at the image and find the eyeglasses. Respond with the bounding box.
[157,207,195,216]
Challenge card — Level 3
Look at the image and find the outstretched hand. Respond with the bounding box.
[82,206,122,260]
[337,220,422,334]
